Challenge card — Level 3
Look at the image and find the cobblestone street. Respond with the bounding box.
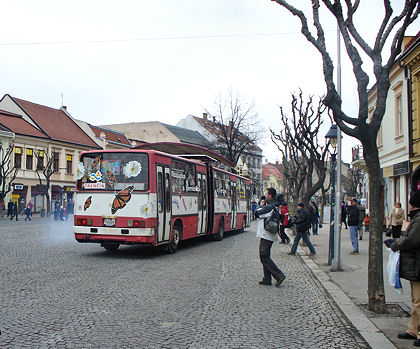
[1,218,369,348]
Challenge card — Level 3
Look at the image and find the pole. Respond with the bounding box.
[332,23,342,271]
[328,153,336,265]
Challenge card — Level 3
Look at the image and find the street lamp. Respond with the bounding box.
[325,124,342,271]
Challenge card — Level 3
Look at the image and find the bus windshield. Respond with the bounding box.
[77,152,149,191]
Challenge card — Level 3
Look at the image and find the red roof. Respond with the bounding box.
[0,110,49,139]
[262,163,283,180]
[6,95,99,148]
[89,125,132,146]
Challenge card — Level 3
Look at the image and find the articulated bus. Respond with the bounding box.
[73,145,251,253]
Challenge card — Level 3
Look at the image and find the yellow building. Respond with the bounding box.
[401,32,420,191]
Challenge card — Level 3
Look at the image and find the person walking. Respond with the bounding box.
[363,213,370,234]
[347,198,360,254]
[7,200,13,218]
[384,191,420,346]
[24,201,33,221]
[255,187,286,287]
[389,201,405,239]
[340,201,348,229]
[309,201,320,235]
[279,202,291,244]
[288,203,316,256]
[10,202,18,221]
[251,200,257,221]
[357,201,366,240]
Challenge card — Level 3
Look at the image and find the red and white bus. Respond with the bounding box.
[73,145,251,253]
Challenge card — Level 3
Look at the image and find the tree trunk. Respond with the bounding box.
[364,142,386,313]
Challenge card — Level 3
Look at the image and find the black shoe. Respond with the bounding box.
[414,339,420,347]
[397,332,416,340]
[275,276,285,287]
[286,238,291,244]
[287,252,295,255]
[258,280,272,286]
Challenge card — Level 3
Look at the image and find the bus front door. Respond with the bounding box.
[196,173,207,236]
[156,166,171,244]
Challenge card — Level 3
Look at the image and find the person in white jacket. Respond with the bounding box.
[255,188,286,287]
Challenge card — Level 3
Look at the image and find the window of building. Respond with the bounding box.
[396,94,403,137]
[14,147,22,169]
[66,155,73,174]
[377,126,383,148]
[53,152,59,172]
[26,148,33,170]
[36,151,44,170]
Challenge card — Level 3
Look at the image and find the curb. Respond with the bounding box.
[298,251,396,349]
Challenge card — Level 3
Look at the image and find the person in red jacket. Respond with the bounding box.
[279,202,291,244]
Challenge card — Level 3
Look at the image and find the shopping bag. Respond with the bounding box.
[386,248,403,294]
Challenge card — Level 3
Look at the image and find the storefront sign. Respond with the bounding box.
[14,184,24,190]
[393,161,410,176]
[15,147,22,154]
[26,149,33,155]
[66,155,72,161]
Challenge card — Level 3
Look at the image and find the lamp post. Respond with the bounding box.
[326,125,338,266]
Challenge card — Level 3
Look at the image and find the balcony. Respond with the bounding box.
[352,145,367,170]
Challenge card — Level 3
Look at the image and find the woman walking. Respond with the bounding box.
[389,202,405,239]
[309,201,320,235]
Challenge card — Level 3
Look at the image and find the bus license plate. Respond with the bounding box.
[103,218,115,227]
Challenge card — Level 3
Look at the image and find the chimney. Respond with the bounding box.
[213,116,216,122]
[61,106,67,111]
[203,113,208,121]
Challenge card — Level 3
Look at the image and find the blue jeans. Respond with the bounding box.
[291,231,316,254]
[312,222,318,235]
[349,225,359,252]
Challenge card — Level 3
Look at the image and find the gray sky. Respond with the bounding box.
[0,0,418,163]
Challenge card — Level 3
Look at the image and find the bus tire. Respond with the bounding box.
[166,226,181,254]
[102,243,119,252]
[214,219,224,241]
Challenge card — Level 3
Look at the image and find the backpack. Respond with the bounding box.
[264,207,281,234]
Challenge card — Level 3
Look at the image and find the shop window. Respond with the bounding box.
[66,155,73,174]
[53,152,59,172]
[26,149,33,170]
[14,147,22,169]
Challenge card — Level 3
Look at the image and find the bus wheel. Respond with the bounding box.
[214,220,224,241]
[102,243,119,252]
[167,226,181,254]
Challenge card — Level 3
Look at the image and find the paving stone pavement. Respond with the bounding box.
[0,217,370,348]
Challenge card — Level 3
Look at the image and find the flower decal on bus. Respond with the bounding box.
[140,202,154,217]
[77,162,85,180]
[123,161,142,178]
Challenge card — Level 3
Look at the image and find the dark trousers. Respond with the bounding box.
[392,225,402,239]
[259,238,285,283]
[279,226,290,243]
[10,212,18,221]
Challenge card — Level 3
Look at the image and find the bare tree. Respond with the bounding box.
[271,91,331,210]
[271,0,419,313]
[0,141,18,213]
[343,166,364,198]
[35,150,55,215]
[205,89,264,164]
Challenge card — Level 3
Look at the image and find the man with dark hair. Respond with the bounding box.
[255,187,286,287]
[347,198,360,255]
[288,203,316,256]
[385,191,420,346]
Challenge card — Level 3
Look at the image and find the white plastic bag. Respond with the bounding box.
[386,248,403,294]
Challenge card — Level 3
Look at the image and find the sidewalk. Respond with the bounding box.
[292,221,412,349]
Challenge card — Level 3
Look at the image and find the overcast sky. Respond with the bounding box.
[0,0,418,163]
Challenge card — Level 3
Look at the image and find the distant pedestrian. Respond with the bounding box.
[10,202,18,221]
[388,202,405,239]
[7,200,13,217]
[279,202,291,244]
[357,201,366,240]
[20,198,25,215]
[347,198,360,254]
[54,201,60,221]
[251,200,257,221]
[363,213,370,233]
[340,201,348,229]
[288,203,316,256]
[309,201,320,235]
[24,201,33,221]
[255,188,286,287]
[384,191,420,346]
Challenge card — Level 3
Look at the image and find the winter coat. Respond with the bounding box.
[294,209,311,234]
[255,199,278,242]
[390,207,405,226]
[347,205,360,226]
[394,209,420,281]
[280,205,289,227]
[309,206,319,224]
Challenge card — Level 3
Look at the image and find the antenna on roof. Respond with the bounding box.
[61,92,64,107]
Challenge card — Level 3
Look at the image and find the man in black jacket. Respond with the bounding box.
[347,198,360,255]
[288,203,316,256]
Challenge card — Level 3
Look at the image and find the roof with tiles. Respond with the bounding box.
[0,109,49,139]
[262,163,283,180]
[191,115,262,152]
[7,96,99,148]
[89,125,132,146]
[162,123,210,146]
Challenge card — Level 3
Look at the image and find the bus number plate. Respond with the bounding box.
[103,218,115,227]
